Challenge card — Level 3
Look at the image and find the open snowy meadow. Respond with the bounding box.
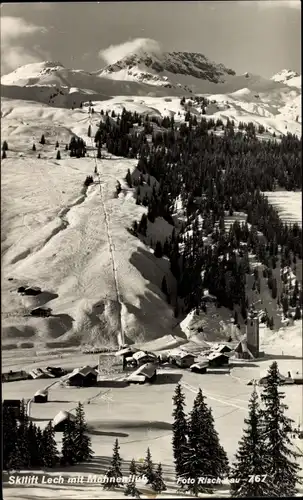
[2,352,303,499]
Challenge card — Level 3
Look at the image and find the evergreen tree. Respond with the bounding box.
[138,214,148,236]
[261,361,302,496]
[196,389,229,479]
[55,140,59,148]
[182,390,210,495]
[103,439,123,489]
[126,169,133,187]
[161,276,168,296]
[42,421,59,467]
[56,150,61,160]
[32,143,36,151]
[183,389,229,495]
[40,134,46,145]
[151,463,167,492]
[8,440,24,471]
[61,416,76,465]
[139,447,155,485]
[271,278,277,300]
[38,153,41,159]
[172,383,188,481]
[2,406,18,470]
[132,220,138,235]
[88,125,91,137]
[27,422,43,467]
[294,305,301,320]
[230,387,273,497]
[154,241,163,258]
[74,402,93,462]
[124,459,141,498]
[2,140,8,151]
[116,180,122,195]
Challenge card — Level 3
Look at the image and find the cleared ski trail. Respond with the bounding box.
[88,109,124,347]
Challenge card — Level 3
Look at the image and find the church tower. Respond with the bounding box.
[246,308,259,358]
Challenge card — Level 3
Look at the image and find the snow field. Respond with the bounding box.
[2,357,303,499]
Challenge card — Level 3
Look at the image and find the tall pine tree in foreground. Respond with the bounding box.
[103,439,123,489]
[27,422,43,467]
[182,389,229,496]
[61,416,76,466]
[16,401,30,468]
[203,406,229,480]
[172,383,188,481]
[124,458,141,498]
[3,406,18,470]
[182,390,210,496]
[230,387,273,497]
[261,361,302,496]
[42,421,59,467]
[74,402,93,463]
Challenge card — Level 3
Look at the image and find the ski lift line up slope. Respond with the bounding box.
[88,109,124,347]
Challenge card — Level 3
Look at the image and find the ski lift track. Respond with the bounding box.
[88,109,124,347]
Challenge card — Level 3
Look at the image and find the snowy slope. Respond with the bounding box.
[1,50,301,347]
[271,69,301,89]
[1,98,185,348]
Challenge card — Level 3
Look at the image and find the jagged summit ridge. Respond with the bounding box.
[98,49,236,85]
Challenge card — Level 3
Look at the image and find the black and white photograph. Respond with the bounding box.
[1,1,302,498]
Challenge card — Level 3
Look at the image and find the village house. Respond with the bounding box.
[127,363,157,384]
[190,361,208,374]
[170,351,195,368]
[2,370,29,382]
[29,368,54,379]
[132,350,157,367]
[115,346,138,369]
[34,390,48,403]
[52,410,76,432]
[208,352,229,368]
[67,366,98,387]
[212,343,233,354]
[46,366,67,378]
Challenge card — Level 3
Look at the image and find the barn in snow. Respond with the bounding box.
[208,352,229,367]
[127,363,157,384]
[132,351,157,367]
[190,362,208,374]
[169,351,195,368]
[212,343,233,354]
[52,410,76,432]
[34,390,48,403]
[67,366,98,387]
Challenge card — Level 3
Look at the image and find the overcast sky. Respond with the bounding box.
[1,1,301,77]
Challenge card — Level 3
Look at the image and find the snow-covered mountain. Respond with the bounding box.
[96,50,236,89]
[271,69,300,88]
[2,53,300,100]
